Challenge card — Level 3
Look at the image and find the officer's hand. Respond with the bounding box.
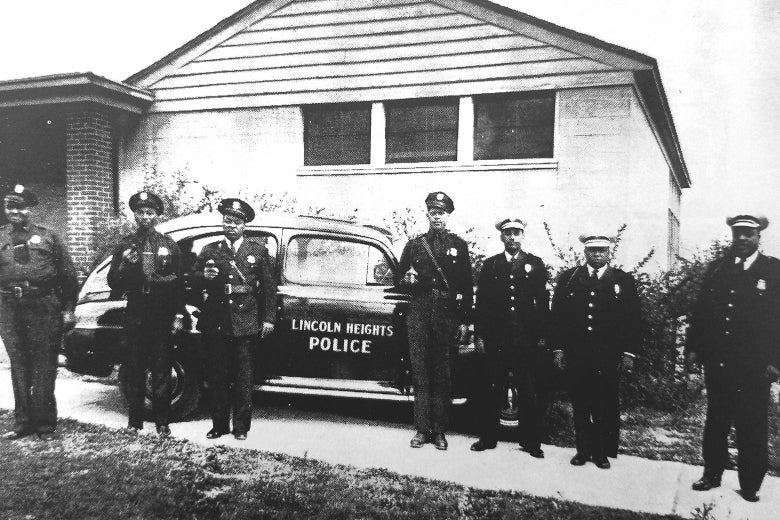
[171,315,184,334]
[261,322,275,339]
[62,310,76,331]
[122,248,140,264]
[553,350,565,371]
[455,324,469,344]
[685,351,699,373]
[621,353,635,373]
[203,266,219,280]
[766,364,780,381]
[474,336,485,354]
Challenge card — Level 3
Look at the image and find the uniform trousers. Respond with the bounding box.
[206,333,255,435]
[568,360,620,459]
[702,363,770,492]
[125,304,175,428]
[0,293,61,433]
[407,293,456,434]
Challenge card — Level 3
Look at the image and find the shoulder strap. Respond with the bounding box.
[421,236,450,290]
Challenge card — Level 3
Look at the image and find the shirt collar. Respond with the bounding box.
[225,236,244,251]
[737,250,759,270]
[585,263,608,279]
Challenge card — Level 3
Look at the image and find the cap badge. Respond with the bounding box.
[140,192,149,200]
[232,201,241,210]
[436,193,444,201]
[29,235,41,245]
[757,279,766,291]
[13,184,24,194]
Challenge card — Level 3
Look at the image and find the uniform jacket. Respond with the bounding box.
[0,222,79,311]
[687,252,780,373]
[474,251,549,348]
[551,264,642,368]
[396,229,473,323]
[191,237,277,337]
[107,228,183,314]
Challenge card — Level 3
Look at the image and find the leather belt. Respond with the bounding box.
[0,281,53,299]
[224,284,253,295]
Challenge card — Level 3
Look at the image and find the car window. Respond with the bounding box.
[285,236,394,286]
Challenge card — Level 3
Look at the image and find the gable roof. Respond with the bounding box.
[124,0,689,187]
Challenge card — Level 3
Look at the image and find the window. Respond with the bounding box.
[285,236,393,286]
[304,104,371,166]
[385,99,458,163]
[474,92,555,160]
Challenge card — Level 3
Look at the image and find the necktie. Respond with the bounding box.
[591,269,599,282]
[735,257,744,273]
[432,233,442,257]
[141,237,155,280]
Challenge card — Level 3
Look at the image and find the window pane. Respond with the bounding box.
[304,104,371,166]
[286,236,388,286]
[474,92,555,160]
[386,99,458,163]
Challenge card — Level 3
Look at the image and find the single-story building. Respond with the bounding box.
[0,0,688,276]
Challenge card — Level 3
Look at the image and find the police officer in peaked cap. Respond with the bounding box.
[687,213,780,502]
[471,217,550,457]
[0,184,78,440]
[107,190,184,436]
[551,230,642,469]
[190,198,276,441]
[396,191,473,450]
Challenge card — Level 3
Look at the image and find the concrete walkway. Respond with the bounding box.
[0,364,776,520]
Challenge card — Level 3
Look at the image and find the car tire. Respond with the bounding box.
[118,356,202,422]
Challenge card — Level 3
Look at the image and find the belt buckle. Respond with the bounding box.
[224,284,232,295]
[13,286,23,298]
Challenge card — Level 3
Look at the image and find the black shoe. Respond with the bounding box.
[570,453,589,466]
[2,429,34,440]
[433,433,448,451]
[410,431,429,448]
[128,421,143,431]
[527,448,545,459]
[594,457,611,469]
[692,474,722,491]
[206,429,228,439]
[233,432,247,441]
[740,489,759,502]
[470,439,497,452]
[156,425,171,437]
[36,431,57,441]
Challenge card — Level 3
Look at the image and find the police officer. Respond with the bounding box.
[471,217,549,457]
[107,191,183,436]
[686,213,780,503]
[551,232,642,469]
[396,191,473,450]
[191,199,276,441]
[0,184,78,440]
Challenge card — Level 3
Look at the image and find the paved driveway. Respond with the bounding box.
[0,363,777,519]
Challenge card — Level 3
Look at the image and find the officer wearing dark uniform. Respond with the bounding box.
[396,191,473,450]
[551,232,642,469]
[190,199,276,441]
[687,213,780,503]
[471,217,549,457]
[0,184,78,440]
[107,191,183,436]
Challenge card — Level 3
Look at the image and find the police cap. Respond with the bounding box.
[218,198,255,223]
[726,213,768,231]
[4,184,38,207]
[425,191,454,213]
[495,217,526,232]
[579,232,614,248]
[129,191,164,215]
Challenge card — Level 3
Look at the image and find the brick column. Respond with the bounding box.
[66,108,115,280]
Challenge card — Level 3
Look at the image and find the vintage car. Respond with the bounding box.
[64,213,508,422]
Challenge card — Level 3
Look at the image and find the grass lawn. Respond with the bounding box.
[0,410,684,520]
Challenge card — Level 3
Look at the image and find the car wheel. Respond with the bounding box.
[118,356,201,422]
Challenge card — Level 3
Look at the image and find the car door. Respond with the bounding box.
[275,231,409,391]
